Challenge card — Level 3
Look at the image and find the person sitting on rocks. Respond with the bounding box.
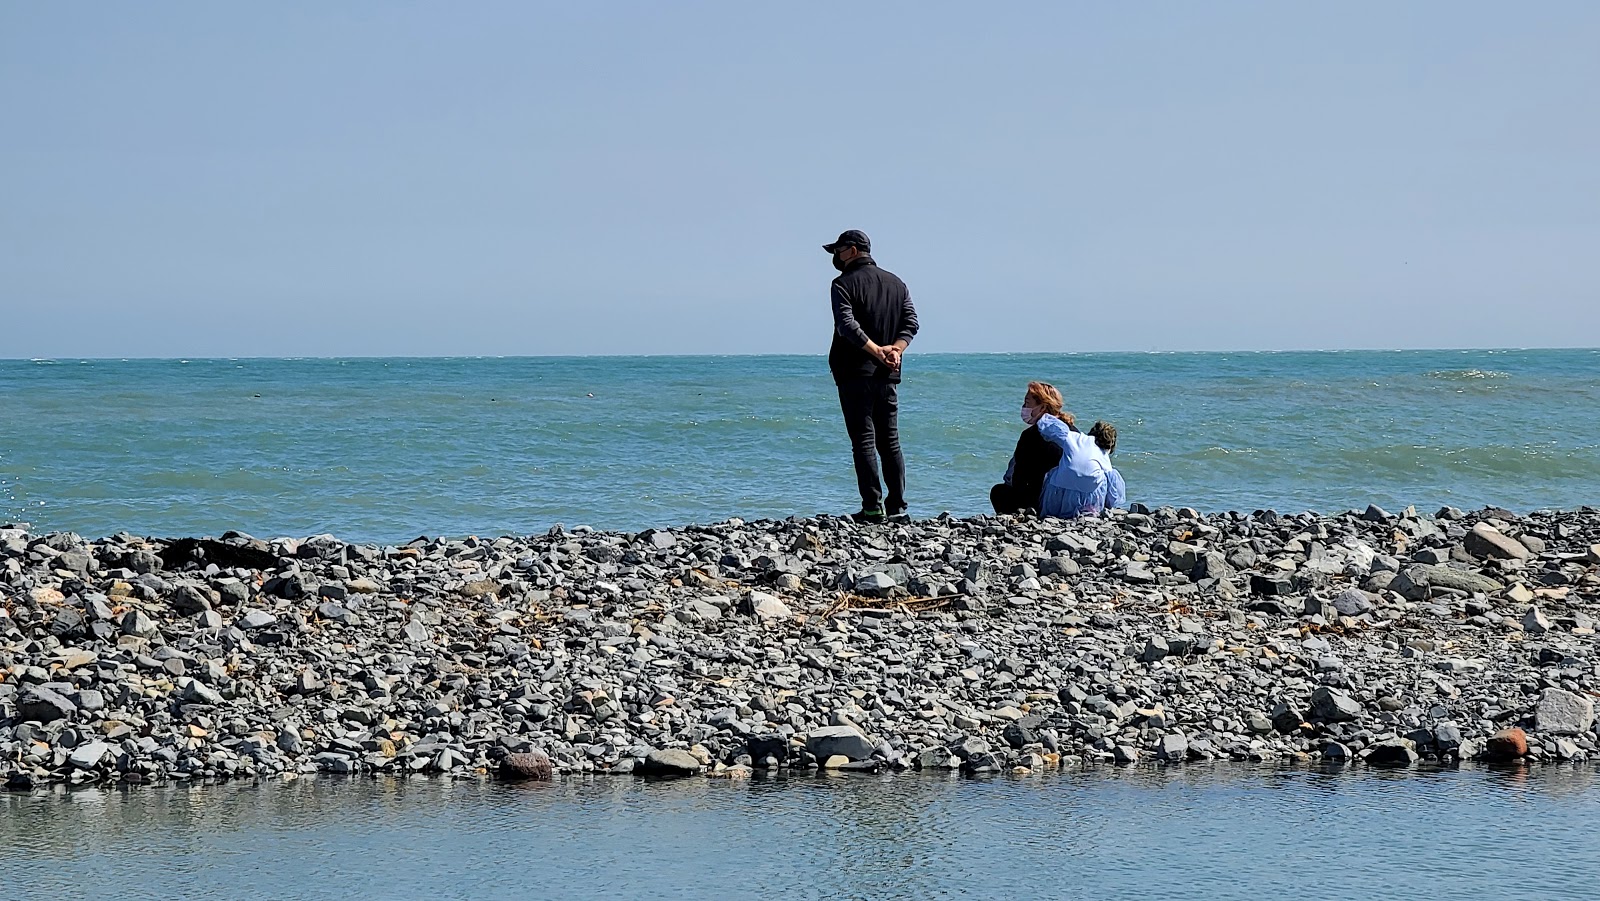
[991,381,1067,515]
[1089,420,1127,511]
[1035,406,1118,518]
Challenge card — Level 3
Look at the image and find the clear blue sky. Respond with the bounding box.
[3,2,1596,357]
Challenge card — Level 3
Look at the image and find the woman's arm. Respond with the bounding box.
[1106,467,1127,509]
[1034,413,1079,453]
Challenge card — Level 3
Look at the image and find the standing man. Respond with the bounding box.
[823,229,919,523]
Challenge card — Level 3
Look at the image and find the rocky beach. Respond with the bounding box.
[4,504,1600,789]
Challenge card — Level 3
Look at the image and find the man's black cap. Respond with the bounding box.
[822,229,870,253]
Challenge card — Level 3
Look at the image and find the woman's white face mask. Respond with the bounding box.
[1021,404,1041,425]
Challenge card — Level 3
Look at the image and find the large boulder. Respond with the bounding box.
[805,725,874,761]
[1535,689,1595,735]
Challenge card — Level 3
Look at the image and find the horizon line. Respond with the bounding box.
[4,345,1599,363]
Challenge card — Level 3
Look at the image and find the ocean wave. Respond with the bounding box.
[1428,369,1511,381]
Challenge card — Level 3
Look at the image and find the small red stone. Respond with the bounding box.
[498,750,553,781]
[1485,727,1528,759]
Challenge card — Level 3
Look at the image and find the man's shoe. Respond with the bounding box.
[886,512,911,524]
[851,509,887,524]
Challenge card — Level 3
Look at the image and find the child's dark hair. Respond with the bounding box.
[1089,420,1117,453]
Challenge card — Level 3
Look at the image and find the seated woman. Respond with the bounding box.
[991,382,1067,515]
[1089,420,1127,510]
[1035,407,1117,518]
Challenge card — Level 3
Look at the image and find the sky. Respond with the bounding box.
[2,2,1597,358]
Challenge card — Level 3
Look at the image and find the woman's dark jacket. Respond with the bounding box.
[1005,425,1065,509]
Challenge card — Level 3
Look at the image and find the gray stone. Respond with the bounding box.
[1309,687,1363,723]
[1167,542,1201,573]
[120,609,159,639]
[293,670,324,695]
[854,572,899,597]
[1331,588,1374,617]
[19,686,77,723]
[1140,636,1169,663]
[1393,564,1503,599]
[179,678,224,706]
[1038,556,1080,577]
[1366,738,1419,766]
[1193,551,1234,582]
[276,728,303,754]
[68,741,113,769]
[741,591,792,620]
[1156,732,1188,761]
[1121,562,1156,584]
[679,599,723,623]
[639,748,701,777]
[316,602,357,624]
[1270,701,1305,733]
[238,608,278,630]
[1250,573,1291,596]
[1464,523,1530,561]
[169,584,213,615]
[806,725,874,761]
[1522,606,1551,634]
[1433,722,1463,754]
[1535,688,1594,735]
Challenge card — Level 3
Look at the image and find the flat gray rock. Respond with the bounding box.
[68,741,113,770]
[639,749,701,777]
[806,725,874,761]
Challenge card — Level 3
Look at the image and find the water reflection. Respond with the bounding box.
[4,766,1600,900]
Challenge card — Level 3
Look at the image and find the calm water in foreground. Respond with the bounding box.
[3,349,1599,543]
[3,767,1597,900]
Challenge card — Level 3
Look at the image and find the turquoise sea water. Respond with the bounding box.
[4,768,1598,901]
[3,350,1598,543]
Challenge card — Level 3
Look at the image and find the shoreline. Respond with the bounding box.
[4,504,1599,789]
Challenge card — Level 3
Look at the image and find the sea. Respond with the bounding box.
[5,349,1600,900]
[2,349,1598,543]
[4,767,1599,900]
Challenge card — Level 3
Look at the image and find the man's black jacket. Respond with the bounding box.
[828,254,919,384]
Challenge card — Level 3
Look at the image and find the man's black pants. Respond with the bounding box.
[837,377,905,514]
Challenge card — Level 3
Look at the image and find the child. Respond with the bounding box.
[1089,420,1127,511]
